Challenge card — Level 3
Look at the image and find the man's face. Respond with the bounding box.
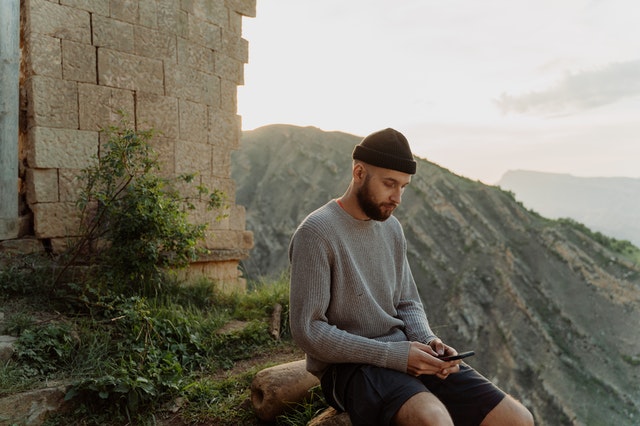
[356,165,411,221]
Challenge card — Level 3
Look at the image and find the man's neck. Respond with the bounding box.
[337,191,369,221]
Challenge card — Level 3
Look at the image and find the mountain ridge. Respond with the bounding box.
[232,124,640,425]
[497,169,640,247]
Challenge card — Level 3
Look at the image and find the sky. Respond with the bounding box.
[237,1,640,184]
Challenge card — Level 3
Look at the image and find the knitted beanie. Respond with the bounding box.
[352,128,416,175]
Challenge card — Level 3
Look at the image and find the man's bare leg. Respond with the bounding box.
[480,395,534,426]
[393,391,453,426]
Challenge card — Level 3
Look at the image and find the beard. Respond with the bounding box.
[356,175,397,221]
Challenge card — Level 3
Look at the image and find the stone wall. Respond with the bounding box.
[13,0,255,290]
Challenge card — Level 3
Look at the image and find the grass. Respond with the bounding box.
[0,255,325,425]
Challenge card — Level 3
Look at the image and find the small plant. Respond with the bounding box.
[14,321,77,377]
[57,114,227,296]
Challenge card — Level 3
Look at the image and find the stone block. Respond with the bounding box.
[0,336,18,362]
[49,237,85,254]
[138,0,159,28]
[157,0,188,37]
[60,0,110,16]
[26,168,58,204]
[92,14,135,53]
[200,175,235,199]
[135,26,177,61]
[228,9,243,35]
[228,205,246,231]
[98,48,164,94]
[177,37,215,73]
[27,76,78,129]
[211,150,231,178]
[32,202,81,238]
[148,136,176,175]
[78,83,135,131]
[165,61,220,106]
[182,0,227,25]
[28,127,98,169]
[175,139,211,174]
[222,29,249,63]
[179,99,208,143]
[62,40,97,83]
[216,53,243,85]
[241,230,254,250]
[178,259,245,292]
[205,229,252,250]
[109,0,138,24]
[220,78,239,113]
[0,385,70,426]
[27,0,91,43]
[59,168,84,202]
[0,238,44,255]
[187,15,222,49]
[209,109,240,148]
[137,92,179,138]
[26,33,62,78]
[226,0,257,18]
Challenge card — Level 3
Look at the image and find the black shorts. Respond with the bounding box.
[321,363,506,426]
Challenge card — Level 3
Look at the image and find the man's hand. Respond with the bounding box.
[406,339,461,379]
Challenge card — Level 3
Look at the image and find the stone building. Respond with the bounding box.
[0,0,255,291]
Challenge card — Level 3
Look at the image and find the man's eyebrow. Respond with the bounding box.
[383,176,411,186]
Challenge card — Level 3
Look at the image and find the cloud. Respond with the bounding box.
[494,59,640,116]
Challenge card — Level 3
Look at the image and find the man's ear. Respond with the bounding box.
[353,162,366,182]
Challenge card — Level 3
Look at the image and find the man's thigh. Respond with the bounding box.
[321,364,426,426]
[322,363,506,426]
[419,364,506,426]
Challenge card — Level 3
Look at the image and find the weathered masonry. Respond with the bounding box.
[0,0,256,291]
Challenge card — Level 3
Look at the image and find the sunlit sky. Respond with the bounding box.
[238,1,640,184]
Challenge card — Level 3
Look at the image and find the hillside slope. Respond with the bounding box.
[232,124,640,426]
[497,170,640,247]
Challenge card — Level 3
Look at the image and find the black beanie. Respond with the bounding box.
[352,128,416,175]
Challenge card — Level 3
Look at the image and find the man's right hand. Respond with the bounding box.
[406,341,460,379]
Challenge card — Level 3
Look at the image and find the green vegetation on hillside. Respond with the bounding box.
[558,217,640,263]
[0,260,313,425]
[0,120,325,425]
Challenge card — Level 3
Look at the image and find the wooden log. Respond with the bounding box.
[251,359,320,421]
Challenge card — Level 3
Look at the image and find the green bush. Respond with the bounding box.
[58,116,226,297]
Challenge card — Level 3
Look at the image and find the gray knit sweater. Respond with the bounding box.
[289,200,436,377]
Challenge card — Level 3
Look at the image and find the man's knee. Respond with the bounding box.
[482,395,534,426]
[393,392,453,426]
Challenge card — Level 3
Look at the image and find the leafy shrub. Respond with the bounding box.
[57,116,226,296]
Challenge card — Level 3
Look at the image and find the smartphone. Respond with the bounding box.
[439,350,475,361]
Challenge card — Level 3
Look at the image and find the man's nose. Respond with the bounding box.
[390,188,402,204]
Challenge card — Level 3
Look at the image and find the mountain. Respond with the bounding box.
[232,124,640,425]
[497,170,640,247]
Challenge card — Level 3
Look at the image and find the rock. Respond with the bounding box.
[250,359,320,422]
[308,407,352,426]
[0,335,18,362]
[0,386,69,425]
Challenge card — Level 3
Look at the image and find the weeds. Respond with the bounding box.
[0,119,301,424]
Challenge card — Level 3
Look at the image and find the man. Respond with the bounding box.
[289,128,534,426]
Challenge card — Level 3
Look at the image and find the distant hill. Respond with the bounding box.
[232,124,640,425]
[497,170,640,247]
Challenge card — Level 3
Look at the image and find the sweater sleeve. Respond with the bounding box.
[396,256,437,344]
[289,226,411,374]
